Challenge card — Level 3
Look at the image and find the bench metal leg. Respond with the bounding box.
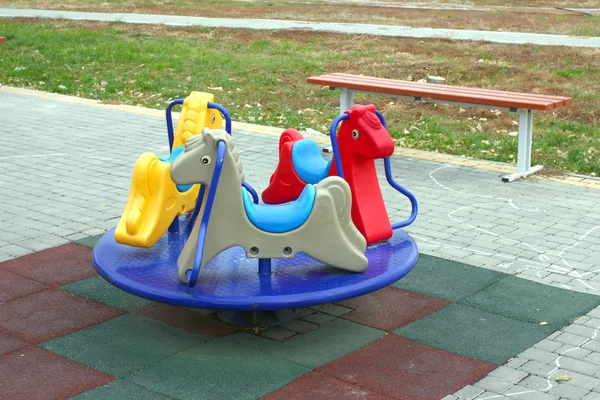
[502,109,543,182]
[340,88,354,114]
[323,89,354,153]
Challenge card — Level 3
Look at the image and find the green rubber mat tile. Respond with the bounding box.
[224,318,385,368]
[75,234,104,249]
[40,314,205,378]
[127,338,310,400]
[392,254,505,302]
[395,303,553,365]
[63,276,152,311]
[460,275,600,327]
[71,381,171,400]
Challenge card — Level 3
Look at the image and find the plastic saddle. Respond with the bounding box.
[291,140,332,184]
[242,184,316,233]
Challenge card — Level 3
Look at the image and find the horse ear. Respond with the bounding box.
[202,127,217,147]
[202,127,230,149]
[202,127,214,139]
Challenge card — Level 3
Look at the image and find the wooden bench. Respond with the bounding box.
[307,73,572,182]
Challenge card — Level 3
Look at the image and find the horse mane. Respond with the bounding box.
[228,135,245,183]
[347,105,381,130]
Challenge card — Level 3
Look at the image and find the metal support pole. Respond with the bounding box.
[258,258,272,276]
[502,109,543,182]
[340,88,354,114]
[517,109,533,174]
[323,89,354,153]
[168,218,179,233]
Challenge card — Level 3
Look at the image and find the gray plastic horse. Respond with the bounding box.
[170,128,368,284]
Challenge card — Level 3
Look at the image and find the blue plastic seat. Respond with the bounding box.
[160,146,193,192]
[242,184,316,233]
[291,140,332,184]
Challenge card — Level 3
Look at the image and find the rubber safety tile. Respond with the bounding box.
[0,332,28,357]
[134,302,239,337]
[63,275,152,311]
[0,242,97,286]
[75,233,105,249]
[40,314,206,378]
[337,286,451,331]
[0,268,47,303]
[224,318,385,368]
[316,334,496,400]
[262,371,395,400]
[127,338,310,400]
[0,288,124,344]
[0,346,114,400]
[392,253,505,302]
[460,275,600,327]
[395,303,553,365]
[71,380,172,400]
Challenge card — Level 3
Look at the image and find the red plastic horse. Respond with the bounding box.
[262,104,395,245]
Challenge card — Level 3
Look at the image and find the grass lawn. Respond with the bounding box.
[1,0,599,36]
[1,19,598,176]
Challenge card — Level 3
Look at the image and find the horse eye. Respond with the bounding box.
[201,155,212,166]
[352,129,359,139]
[211,114,216,123]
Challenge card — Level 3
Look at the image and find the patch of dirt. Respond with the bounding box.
[2,0,598,35]
[534,166,569,178]
[22,17,593,122]
[3,15,596,175]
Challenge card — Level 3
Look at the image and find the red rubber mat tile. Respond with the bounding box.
[0,289,124,344]
[338,287,450,331]
[0,269,48,302]
[0,346,114,400]
[0,242,97,286]
[0,332,28,357]
[134,303,239,337]
[316,334,496,400]
[262,371,394,400]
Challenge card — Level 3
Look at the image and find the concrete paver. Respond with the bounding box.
[0,87,599,398]
[2,87,598,294]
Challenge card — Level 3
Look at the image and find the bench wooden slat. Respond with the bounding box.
[308,74,564,110]
[309,73,571,109]
[307,73,572,110]
[318,78,555,110]
[328,73,573,107]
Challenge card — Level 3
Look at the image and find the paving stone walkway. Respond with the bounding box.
[2,87,598,294]
[0,87,599,399]
[2,8,600,48]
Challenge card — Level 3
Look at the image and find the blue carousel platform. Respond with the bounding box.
[92,215,418,325]
[93,98,419,327]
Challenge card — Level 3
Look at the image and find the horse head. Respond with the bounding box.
[170,128,238,186]
[336,104,395,160]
